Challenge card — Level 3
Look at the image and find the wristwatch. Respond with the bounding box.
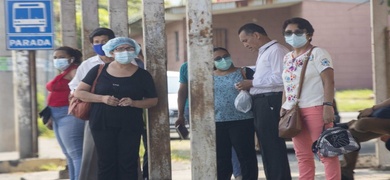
[323,102,333,106]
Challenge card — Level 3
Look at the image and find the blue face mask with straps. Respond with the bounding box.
[114,51,137,64]
[93,44,106,56]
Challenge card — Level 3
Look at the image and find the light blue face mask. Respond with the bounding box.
[53,58,70,71]
[285,34,308,48]
[214,57,233,70]
[114,51,137,64]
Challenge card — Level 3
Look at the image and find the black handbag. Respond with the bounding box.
[39,106,52,125]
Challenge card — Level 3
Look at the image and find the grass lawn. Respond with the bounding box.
[170,139,191,161]
[335,89,375,112]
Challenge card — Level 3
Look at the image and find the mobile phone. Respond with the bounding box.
[175,124,189,140]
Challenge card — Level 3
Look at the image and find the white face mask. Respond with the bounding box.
[53,58,70,71]
[285,34,308,48]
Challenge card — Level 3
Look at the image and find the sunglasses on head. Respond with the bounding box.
[284,29,306,37]
[214,54,230,61]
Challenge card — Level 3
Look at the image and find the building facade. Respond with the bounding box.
[130,0,383,90]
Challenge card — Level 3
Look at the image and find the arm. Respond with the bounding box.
[119,97,158,108]
[321,68,335,124]
[359,98,390,118]
[175,83,188,126]
[74,81,119,106]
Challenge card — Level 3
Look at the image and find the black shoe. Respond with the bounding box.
[341,173,354,180]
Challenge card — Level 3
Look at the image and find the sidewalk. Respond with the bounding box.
[0,112,389,179]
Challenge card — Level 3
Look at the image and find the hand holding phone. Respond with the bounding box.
[175,124,189,140]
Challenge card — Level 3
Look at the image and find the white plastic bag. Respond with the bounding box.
[234,90,252,113]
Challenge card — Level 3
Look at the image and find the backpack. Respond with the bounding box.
[312,126,360,157]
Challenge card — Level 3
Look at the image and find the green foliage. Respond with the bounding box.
[53,0,142,48]
[37,91,55,138]
[335,89,375,112]
[40,163,65,171]
[38,117,55,138]
[170,139,190,161]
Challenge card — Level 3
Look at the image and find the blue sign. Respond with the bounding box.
[5,0,54,50]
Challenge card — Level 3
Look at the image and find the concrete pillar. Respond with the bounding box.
[81,0,99,59]
[370,0,390,168]
[0,0,16,155]
[109,0,128,37]
[60,0,77,47]
[142,0,172,179]
[186,0,217,179]
[13,51,38,158]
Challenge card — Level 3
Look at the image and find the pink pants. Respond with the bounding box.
[292,106,341,180]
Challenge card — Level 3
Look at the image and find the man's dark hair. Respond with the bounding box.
[88,28,115,43]
[238,23,268,36]
[282,17,315,36]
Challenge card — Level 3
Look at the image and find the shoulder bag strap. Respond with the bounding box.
[90,64,104,93]
[240,67,247,79]
[296,46,316,104]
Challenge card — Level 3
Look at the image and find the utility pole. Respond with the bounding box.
[109,0,128,37]
[142,0,172,179]
[13,50,38,158]
[60,0,77,47]
[81,0,99,59]
[186,0,217,179]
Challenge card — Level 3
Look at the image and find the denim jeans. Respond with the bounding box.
[50,106,85,180]
[231,147,241,177]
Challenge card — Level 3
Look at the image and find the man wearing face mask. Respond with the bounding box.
[236,23,292,180]
[74,37,158,179]
[68,27,115,180]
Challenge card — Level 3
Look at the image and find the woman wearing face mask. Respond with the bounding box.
[46,46,85,180]
[74,37,158,179]
[213,47,258,180]
[281,17,339,180]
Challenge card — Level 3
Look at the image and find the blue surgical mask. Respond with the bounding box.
[214,57,233,70]
[285,34,308,48]
[53,58,70,71]
[93,44,106,56]
[114,51,137,64]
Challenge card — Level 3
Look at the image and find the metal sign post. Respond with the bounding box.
[5,0,54,158]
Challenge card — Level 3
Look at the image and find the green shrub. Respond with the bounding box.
[37,91,54,137]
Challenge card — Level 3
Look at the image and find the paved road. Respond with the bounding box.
[0,112,389,179]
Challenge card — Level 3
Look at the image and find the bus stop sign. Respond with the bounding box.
[5,0,54,50]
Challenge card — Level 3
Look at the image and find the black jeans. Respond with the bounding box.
[216,119,258,180]
[252,92,291,180]
[91,126,142,180]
